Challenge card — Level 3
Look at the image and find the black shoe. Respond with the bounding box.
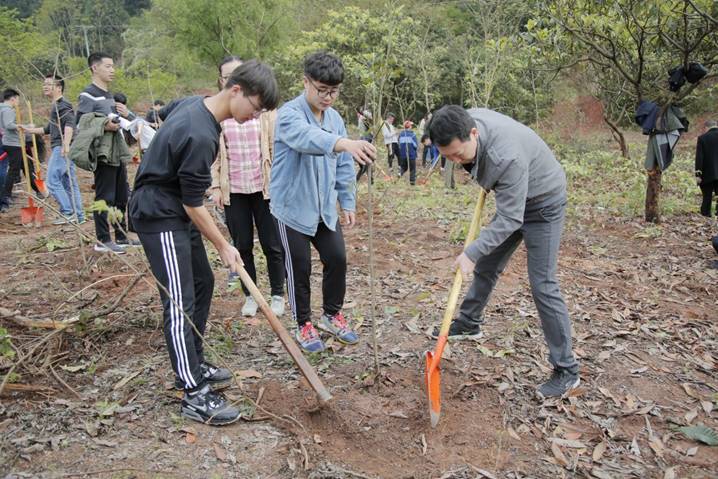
[431,320,484,341]
[536,368,580,399]
[175,361,233,390]
[181,385,240,425]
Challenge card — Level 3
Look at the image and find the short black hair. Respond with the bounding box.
[45,74,65,93]
[87,52,112,69]
[218,55,242,74]
[3,88,19,101]
[427,105,475,147]
[224,59,280,111]
[153,99,165,106]
[420,134,430,143]
[304,51,344,86]
[113,92,128,105]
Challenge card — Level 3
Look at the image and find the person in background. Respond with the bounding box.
[21,74,84,224]
[421,134,440,168]
[209,55,285,318]
[75,52,139,253]
[397,120,418,185]
[0,88,43,212]
[145,100,165,129]
[381,112,399,172]
[695,119,718,217]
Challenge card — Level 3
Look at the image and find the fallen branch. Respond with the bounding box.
[83,274,143,321]
[0,307,79,330]
[50,364,83,400]
[0,383,55,396]
[0,326,67,396]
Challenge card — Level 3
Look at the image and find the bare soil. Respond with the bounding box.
[1,164,717,479]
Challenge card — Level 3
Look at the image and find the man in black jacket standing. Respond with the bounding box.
[696,119,718,217]
[129,60,279,425]
[76,52,136,253]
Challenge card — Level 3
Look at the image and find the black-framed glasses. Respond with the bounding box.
[245,94,266,117]
[306,76,341,99]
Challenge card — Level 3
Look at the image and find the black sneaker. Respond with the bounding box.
[536,369,580,399]
[431,320,484,341]
[181,385,240,426]
[175,362,233,390]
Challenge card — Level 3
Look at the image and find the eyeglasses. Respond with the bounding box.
[306,77,341,99]
[245,94,266,117]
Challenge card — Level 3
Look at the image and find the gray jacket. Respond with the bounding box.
[464,108,567,262]
[0,103,21,147]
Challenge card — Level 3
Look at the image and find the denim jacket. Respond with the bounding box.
[269,94,355,236]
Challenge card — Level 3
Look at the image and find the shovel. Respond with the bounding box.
[14,106,44,226]
[425,187,486,427]
[235,265,332,404]
[25,101,48,196]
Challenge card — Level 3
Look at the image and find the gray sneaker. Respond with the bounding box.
[181,385,240,426]
[93,241,126,254]
[241,296,258,317]
[537,369,580,399]
[270,295,285,316]
[116,238,142,248]
[52,215,73,225]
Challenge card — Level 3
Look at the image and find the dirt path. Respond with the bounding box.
[1,173,717,479]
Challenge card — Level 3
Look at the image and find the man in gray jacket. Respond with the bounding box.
[0,89,41,212]
[428,105,579,399]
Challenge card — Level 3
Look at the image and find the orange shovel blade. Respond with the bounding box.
[20,198,44,225]
[425,335,447,428]
[35,179,48,196]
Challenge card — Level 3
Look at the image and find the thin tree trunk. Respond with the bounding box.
[645,167,662,223]
[603,115,630,158]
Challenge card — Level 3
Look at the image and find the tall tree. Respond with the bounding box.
[537,0,718,223]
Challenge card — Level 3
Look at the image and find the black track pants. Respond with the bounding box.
[274,218,346,326]
[138,225,214,392]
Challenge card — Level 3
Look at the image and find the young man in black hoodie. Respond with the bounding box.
[129,60,279,425]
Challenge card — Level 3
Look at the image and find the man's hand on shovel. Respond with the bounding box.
[219,243,243,273]
[454,252,475,281]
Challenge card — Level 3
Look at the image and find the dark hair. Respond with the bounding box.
[113,92,128,105]
[3,88,19,101]
[427,105,475,147]
[45,74,65,93]
[218,55,242,74]
[153,99,165,106]
[420,134,430,143]
[87,52,113,69]
[303,51,344,86]
[224,59,279,111]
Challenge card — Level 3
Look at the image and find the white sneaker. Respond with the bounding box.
[242,296,258,317]
[270,295,285,317]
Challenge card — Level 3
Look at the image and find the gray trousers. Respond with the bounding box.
[458,200,579,373]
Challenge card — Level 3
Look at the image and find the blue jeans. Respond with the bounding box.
[47,146,84,220]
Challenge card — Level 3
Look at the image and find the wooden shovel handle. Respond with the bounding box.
[13,105,33,194]
[235,265,333,403]
[26,101,42,175]
[436,188,487,337]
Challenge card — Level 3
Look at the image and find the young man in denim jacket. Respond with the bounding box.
[270,51,376,353]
